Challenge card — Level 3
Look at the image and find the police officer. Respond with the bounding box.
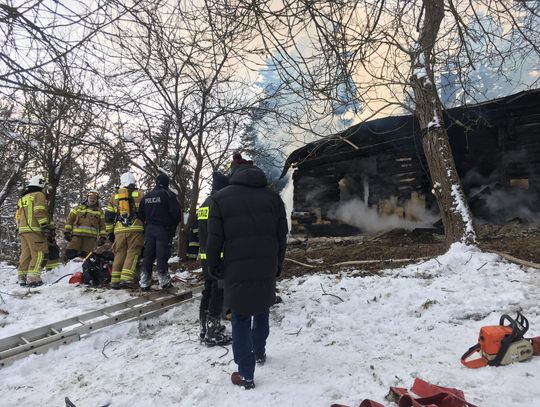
[138,173,181,290]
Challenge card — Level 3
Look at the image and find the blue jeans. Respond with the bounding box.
[231,309,270,380]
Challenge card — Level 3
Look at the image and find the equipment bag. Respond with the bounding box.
[461,312,534,368]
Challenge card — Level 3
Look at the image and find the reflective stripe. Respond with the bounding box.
[197,207,209,220]
[18,226,42,233]
[34,205,46,210]
[71,207,102,216]
[113,224,144,233]
[188,242,200,247]
[64,224,73,231]
[46,260,63,270]
[73,225,98,233]
[30,251,44,277]
[199,252,223,259]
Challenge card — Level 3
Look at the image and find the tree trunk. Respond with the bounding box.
[178,157,203,261]
[411,0,476,246]
[0,163,22,208]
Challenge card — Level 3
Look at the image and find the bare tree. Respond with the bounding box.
[91,0,273,257]
[232,0,540,245]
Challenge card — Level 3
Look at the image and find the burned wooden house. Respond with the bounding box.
[282,89,540,236]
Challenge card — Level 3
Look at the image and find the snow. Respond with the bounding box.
[451,184,477,242]
[1,244,540,406]
[413,67,428,80]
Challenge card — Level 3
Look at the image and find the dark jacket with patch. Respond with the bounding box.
[197,196,212,279]
[138,185,181,233]
[205,166,288,315]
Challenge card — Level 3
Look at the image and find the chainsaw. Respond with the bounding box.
[461,312,539,368]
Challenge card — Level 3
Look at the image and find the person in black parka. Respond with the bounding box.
[138,173,181,290]
[206,155,288,389]
[197,171,231,346]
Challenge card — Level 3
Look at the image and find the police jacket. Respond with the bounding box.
[16,188,50,234]
[206,165,288,315]
[138,185,181,232]
[104,187,144,234]
[65,203,106,238]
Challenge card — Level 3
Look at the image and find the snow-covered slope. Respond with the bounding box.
[1,244,539,406]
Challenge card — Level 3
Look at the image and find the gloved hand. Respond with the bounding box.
[107,232,115,243]
[64,231,72,241]
[209,265,224,280]
[97,236,107,246]
[168,229,176,243]
[43,226,53,240]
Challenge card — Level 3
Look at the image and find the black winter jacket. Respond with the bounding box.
[138,185,181,233]
[197,195,212,279]
[206,165,288,315]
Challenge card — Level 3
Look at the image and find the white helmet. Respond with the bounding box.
[120,172,136,187]
[28,175,47,188]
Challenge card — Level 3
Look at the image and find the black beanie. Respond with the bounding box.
[211,171,229,193]
[156,173,170,188]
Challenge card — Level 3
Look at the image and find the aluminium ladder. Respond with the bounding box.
[0,288,199,367]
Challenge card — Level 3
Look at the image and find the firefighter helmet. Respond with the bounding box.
[28,175,47,188]
[87,190,100,199]
[120,172,136,187]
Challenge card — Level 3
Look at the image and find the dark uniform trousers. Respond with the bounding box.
[140,223,172,288]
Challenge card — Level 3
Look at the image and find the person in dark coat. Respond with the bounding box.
[198,171,231,345]
[138,173,181,290]
[206,156,288,389]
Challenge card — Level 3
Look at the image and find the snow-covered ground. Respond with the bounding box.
[1,244,539,406]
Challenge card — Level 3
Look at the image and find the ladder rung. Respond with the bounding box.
[20,336,30,344]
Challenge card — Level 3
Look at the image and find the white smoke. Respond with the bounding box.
[328,197,439,233]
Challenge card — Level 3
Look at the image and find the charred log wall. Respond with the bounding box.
[290,90,540,235]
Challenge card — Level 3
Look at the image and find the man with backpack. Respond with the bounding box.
[104,172,144,289]
[138,173,181,290]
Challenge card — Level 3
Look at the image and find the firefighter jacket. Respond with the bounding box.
[64,204,106,238]
[16,190,50,234]
[104,188,144,234]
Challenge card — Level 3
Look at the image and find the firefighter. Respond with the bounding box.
[138,173,181,290]
[15,175,51,287]
[104,172,144,289]
[64,190,107,260]
[198,171,231,346]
